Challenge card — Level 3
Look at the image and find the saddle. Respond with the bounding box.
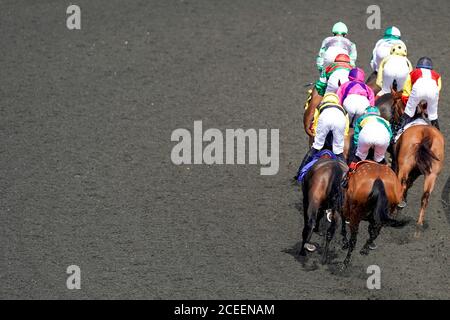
[348,160,378,171]
[342,160,379,188]
[394,118,429,143]
[297,150,337,182]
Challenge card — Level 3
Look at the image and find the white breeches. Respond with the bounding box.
[313,108,347,154]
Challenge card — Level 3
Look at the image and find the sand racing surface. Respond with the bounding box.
[1,0,449,299]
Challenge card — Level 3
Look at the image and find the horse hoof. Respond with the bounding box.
[414,225,425,238]
[360,247,370,255]
[304,243,317,252]
[339,262,348,272]
[369,242,378,250]
[326,209,333,222]
[397,200,407,209]
[342,241,349,250]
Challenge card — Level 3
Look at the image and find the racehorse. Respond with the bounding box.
[395,125,445,228]
[298,158,348,265]
[375,84,428,125]
[341,162,403,269]
[373,84,445,229]
[366,71,381,96]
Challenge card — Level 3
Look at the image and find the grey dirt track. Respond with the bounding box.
[0,0,449,299]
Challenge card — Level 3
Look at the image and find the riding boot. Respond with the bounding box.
[335,153,345,162]
[294,148,319,180]
[348,154,362,170]
[394,113,412,136]
[342,154,360,188]
[431,119,440,131]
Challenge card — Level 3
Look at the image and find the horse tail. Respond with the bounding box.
[329,163,344,213]
[416,135,439,175]
[368,178,390,224]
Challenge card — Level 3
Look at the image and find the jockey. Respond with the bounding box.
[370,26,405,73]
[336,67,375,126]
[399,57,441,130]
[315,54,352,96]
[351,106,392,166]
[296,93,349,175]
[376,43,413,95]
[316,22,357,74]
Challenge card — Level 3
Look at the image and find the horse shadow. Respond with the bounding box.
[282,240,341,271]
[441,176,450,225]
[284,201,346,273]
[285,201,414,275]
[282,240,364,278]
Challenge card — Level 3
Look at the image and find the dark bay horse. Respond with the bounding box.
[342,162,402,269]
[375,85,428,125]
[366,71,381,96]
[395,125,445,228]
[299,158,348,264]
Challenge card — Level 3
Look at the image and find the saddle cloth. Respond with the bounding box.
[297,150,337,183]
[394,118,429,143]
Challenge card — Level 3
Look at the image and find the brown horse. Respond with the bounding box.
[342,162,403,269]
[377,86,446,228]
[298,158,348,265]
[376,84,428,125]
[395,125,445,228]
[366,71,381,96]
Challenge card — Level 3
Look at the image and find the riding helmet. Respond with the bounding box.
[332,22,348,35]
[334,53,351,63]
[365,106,381,116]
[384,26,401,39]
[348,67,365,82]
[322,93,340,105]
[416,57,433,70]
[390,43,407,57]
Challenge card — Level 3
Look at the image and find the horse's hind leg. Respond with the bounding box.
[322,211,339,264]
[417,173,437,227]
[313,208,323,233]
[397,164,414,207]
[342,223,359,270]
[360,220,382,255]
[341,201,349,249]
[299,199,319,256]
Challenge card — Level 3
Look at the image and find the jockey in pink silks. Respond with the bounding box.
[336,67,375,126]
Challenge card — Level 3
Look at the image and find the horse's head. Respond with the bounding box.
[390,83,405,124]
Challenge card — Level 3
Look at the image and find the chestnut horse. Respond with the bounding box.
[299,158,348,265]
[395,125,445,228]
[378,88,446,227]
[342,162,402,269]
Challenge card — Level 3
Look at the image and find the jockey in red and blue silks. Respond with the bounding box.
[336,68,375,126]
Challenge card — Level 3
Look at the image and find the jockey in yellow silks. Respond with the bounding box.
[376,43,413,95]
[297,93,349,176]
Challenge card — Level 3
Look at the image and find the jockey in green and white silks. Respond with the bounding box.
[316,22,357,74]
[315,54,352,96]
[353,106,393,164]
[370,26,406,72]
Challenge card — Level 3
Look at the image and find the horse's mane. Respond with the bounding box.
[375,93,394,121]
[375,93,392,106]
